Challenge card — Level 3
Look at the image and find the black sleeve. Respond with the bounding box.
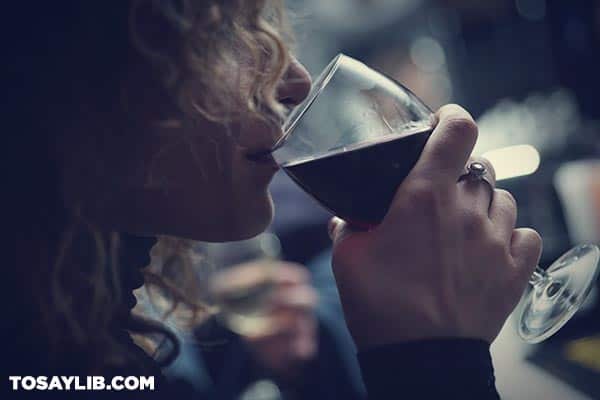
[357,338,500,399]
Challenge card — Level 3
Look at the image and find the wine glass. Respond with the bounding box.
[266,53,600,343]
[199,232,283,337]
[194,234,284,398]
[137,233,282,341]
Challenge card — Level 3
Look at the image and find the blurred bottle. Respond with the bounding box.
[554,159,600,245]
[554,159,600,312]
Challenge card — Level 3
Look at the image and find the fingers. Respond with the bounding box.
[410,104,478,185]
[244,275,317,342]
[489,189,518,242]
[510,228,543,278]
[271,263,318,312]
[212,261,317,314]
[456,156,497,215]
[249,284,317,360]
[290,314,317,360]
[245,311,317,371]
[274,261,312,287]
[273,285,319,312]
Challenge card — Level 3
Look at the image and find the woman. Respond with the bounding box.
[8,1,541,398]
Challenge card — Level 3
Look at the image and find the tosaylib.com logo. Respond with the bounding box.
[8,376,155,391]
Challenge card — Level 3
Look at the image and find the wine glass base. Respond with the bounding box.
[518,244,600,343]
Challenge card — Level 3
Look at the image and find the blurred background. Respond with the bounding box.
[268,0,600,398]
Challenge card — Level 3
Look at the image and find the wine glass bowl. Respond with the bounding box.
[273,54,434,227]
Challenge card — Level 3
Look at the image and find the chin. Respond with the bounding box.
[177,190,275,243]
[228,191,275,241]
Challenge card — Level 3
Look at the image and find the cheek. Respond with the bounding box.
[145,134,236,206]
[228,152,276,236]
[134,120,276,240]
[153,140,273,240]
[233,118,282,153]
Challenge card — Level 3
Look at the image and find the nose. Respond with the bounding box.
[277,57,312,107]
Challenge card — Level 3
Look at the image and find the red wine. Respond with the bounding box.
[282,127,433,226]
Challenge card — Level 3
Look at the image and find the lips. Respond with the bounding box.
[246,149,274,162]
[245,149,280,177]
[244,145,279,163]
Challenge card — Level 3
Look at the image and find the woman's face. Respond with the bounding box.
[65,57,311,242]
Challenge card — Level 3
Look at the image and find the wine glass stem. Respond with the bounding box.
[529,266,550,286]
[529,266,565,299]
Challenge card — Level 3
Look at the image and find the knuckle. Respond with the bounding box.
[461,211,487,239]
[479,235,510,264]
[403,180,442,210]
[488,236,510,258]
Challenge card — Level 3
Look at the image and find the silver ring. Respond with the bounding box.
[458,162,495,209]
[458,161,494,188]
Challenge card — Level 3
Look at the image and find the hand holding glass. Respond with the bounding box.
[267,54,599,343]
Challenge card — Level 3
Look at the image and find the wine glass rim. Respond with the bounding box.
[271,53,347,152]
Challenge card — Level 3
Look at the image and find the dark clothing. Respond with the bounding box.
[163,337,500,399]
[161,337,501,399]
[359,338,499,399]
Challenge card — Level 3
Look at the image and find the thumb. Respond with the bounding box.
[510,228,543,280]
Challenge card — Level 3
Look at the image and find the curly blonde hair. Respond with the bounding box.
[10,0,293,374]
[132,0,292,126]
